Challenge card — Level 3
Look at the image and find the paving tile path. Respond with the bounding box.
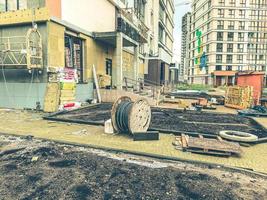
[0,109,266,174]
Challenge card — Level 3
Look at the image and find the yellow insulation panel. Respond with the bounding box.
[0,7,50,25]
[122,50,134,78]
[47,21,65,68]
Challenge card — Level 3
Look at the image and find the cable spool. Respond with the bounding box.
[111,96,152,134]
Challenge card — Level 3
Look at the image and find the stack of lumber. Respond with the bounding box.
[225,86,253,109]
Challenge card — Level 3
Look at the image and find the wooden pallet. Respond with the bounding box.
[175,134,242,157]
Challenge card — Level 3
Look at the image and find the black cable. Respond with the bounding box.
[115,100,133,133]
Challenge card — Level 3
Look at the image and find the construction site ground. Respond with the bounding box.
[0,107,267,174]
[1,135,267,200]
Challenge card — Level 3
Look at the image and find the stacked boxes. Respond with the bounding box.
[60,82,76,105]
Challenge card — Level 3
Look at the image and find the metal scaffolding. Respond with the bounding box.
[0,28,43,70]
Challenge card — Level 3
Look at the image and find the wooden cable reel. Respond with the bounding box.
[111,96,152,134]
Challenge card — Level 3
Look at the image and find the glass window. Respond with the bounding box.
[217,20,224,29]
[226,55,233,63]
[237,55,243,63]
[19,0,27,9]
[7,0,17,11]
[216,55,223,63]
[226,66,232,71]
[0,0,5,12]
[217,43,223,52]
[227,44,233,52]
[227,32,234,41]
[217,32,224,41]
[216,65,222,70]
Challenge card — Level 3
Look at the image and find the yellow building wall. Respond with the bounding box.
[47,21,65,69]
[80,34,114,81]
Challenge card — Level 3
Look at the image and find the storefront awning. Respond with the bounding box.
[213,71,236,76]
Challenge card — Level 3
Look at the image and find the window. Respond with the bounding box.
[238,32,244,41]
[216,65,222,70]
[219,0,225,5]
[206,44,210,53]
[217,43,223,52]
[135,0,146,21]
[226,66,232,71]
[217,21,224,29]
[229,9,235,17]
[226,55,233,63]
[238,44,244,52]
[65,35,84,83]
[0,0,5,12]
[0,0,28,12]
[239,21,245,29]
[217,32,224,41]
[207,22,210,30]
[158,25,164,43]
[239,10,245,18]
[259,55,264,60]
[7,0,17,11]
[227,43,233,52]
[248,43,254,50]
[218,9,224,17]
[228,21,235,30]
[240,0,246,6]
[227,32,234,41]
[248,32,255,38]
[237,55,243,63]
[18,0,27,9]
[216,55,223,63]
[229,0,235,5]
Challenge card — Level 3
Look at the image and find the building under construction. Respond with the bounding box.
[0,0,175,110]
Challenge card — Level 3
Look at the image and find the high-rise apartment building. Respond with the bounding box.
[188,0,267,86]
[146,0,175,85]
[180,12,191,82]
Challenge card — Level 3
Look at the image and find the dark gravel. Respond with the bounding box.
[1,141,266,200]
[50,104,267,138]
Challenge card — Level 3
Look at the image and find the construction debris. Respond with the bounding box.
[225,86,253,110]
[174,134,242,157]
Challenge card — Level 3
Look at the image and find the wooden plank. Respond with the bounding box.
[186,149,232,156]
[187,137,241,154]
[93,65,101,103]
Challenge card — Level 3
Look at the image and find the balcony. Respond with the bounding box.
[117,8,149,43]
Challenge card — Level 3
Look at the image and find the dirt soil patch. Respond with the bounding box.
[1,135,267,200]
[48,104,267,138]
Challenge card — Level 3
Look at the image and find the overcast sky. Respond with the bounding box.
[173,0,191,63]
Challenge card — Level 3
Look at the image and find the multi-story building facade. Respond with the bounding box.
[180,12,191,82]
[188,0,267,86]
[0,0,174,109]
[146,0,175,85]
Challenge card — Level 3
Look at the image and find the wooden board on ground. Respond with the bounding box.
[178,134,241,156]
[43,83,60,113]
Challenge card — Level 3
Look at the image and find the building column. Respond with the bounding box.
[134,45,139,81]
[113,33,123,89]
